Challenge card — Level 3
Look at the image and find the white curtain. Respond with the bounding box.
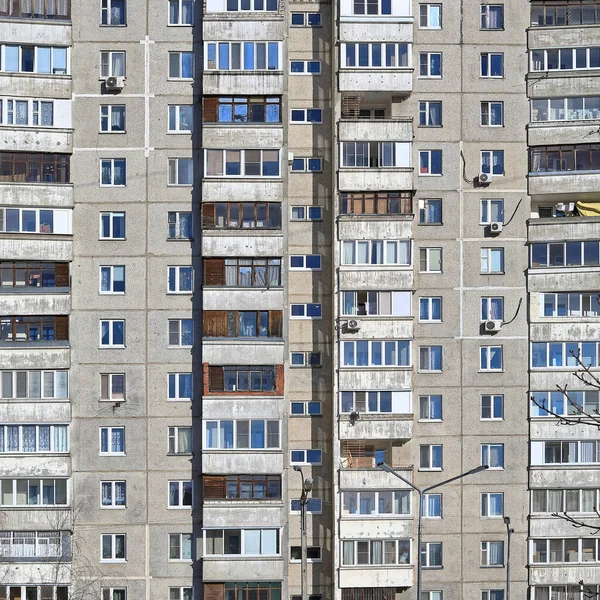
[260,529,278,555]
[342,541,354,565]
[54,425,67,452]
[342,241,354,265]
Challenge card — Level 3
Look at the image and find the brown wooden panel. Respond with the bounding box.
[209,366,224,391]
[204,584,224,600]
[203,97,218,123]
[203,476,225,499]
[203,259,224,286]
[202,203,216,229]
[54,263,69,288]
[269,311,282,337]
[203,311,228,337]
[55,316,69,340]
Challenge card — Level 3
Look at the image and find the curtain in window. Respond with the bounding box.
[113,160,126,186]
[181,534,192,559]
[56,0,68,17]
[395,491,410,514]
[111,53,125,77]
[370,540,383,564]
[225,261,238,286]
[15,101,28,125]
[342,541,354,565]
[243,529,260,555]
[487,6,499,28]
[54,425,67,452]
[101,482,112,505]
[429,104,440,125]
[385,241,397,264]
[112,428,124,452]
[254,264,266,287]
[111,108,123,130]
[22,426,35,452]
[111,0,123,23]
[490,493,502,515]
[371,241,383,264]
[0,427,3,452]
[342,242,355,265]
[178,428,191,453]
[427,494,440,516]
[238,264,252,287]
[267,262,280,287]
[581,441,595,462]
[0,0,9,15]
[38,426,50,451]
[114,535,125,558]
[489,542,503,565]
[429,543,441,566]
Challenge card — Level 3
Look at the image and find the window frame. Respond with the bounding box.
[480,346,504,372]
[101,480,127,509]
[419,297,442,322]
[480,4,504,29]
[481,492,503,518]
[480,52,504,78]
[480,247,504,274]
[168,532,194,561]
[100,533,126,562]
[168,319,194,347]
[100,373,126,401]
[101,0,127,25]
[100,158,126,187]
[481,394,503,420]
[100,51,126,78]
[419,3,442,28]
[168,51,194,79]
[168,0,194,25]
[290,449,322,465]
[168,480,193,508]
[421,541,443,568]
[420,444,443,470]
[480,101,504,127]
[168,105,193,133]
[419,52,442,78]
[481,443,504,469]
[99,319,126,348]
[419,247,442,273]
[419,394,443,421]
[100,104,126,133]
[168,211,192,240]
[481,150,505,176]
[480,198,504,224]
[99,426,125,456]
[289,60,321,75]
[168,266,193,294]
[290,108,323,124]
[100,212,125,240]
[421,493,442,518]
[99,265,126,295]
[290,157,323,172]
[480,541,505,567]
[168,373,193,401]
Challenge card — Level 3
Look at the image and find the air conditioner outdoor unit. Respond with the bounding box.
[346,319,361,332]
[478,172,493,185]
[490,222,503,234]
[105,76,125,91]
[484,320,502,333]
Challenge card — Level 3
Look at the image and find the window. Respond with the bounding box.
[0,98,55,127]
[169,52,194,78]
[169,589,192,600]
[422,594,442,600]
[482,443,504,469]
[168,319,193,346]
[531,1,600,26]
[0,424,68,453]
[291,12,321,25]
[420,248,442,272]
[100,212,125,239]
[481,151,504,175]
[418,198,442,225]
[290,352,322,368]
[530,144,600,174]
[342,340,411,367]
[341,490,411,516]
[0,152,69,183]
[208,365,278,393]
[481,297,503,321]
[204,96,281,124]
[100,105,125,132]
[100,266,125,294]
[531,390,600,418]
[203,475,281,500]
[342,43,410,68]
[205,149,280,177]
[0,588,68,600]
[480,346,503,371]
[103,589,127,600]
[168,373,193,401]
[168,427,192,454]
[169,533,193,560]
[481,53,503,77]
[168,266,193,293]
[290,546,322,562]
[420,445,442,470]
[340,391,411,414]
[480,199,504,224]
[290,157,322,172]
[341,240,411,266]
[204,258,282,287]
[419,53,442,77]
[100,51,125,77]
[289,255,321,270]
[422,493,442,518]
[290,449,322,465]
[419,150,442,175]
[0,316,69,343]
[290,304,322,319]
[419,298,442,322]
[168,105,193,132]
[531,241,600,268]
[202,202,282,229]
[481,248,504,273]
[100,320,125,347]
[0,44,68,75]
[481,493,503,517]
[0,479,68,506]
[102,0,126,24]
[532,488,600,514]
[531,47,600,71]
[168,158,193,185]
[481,4,503,28]
[531,96,600,122]
[291,206,322,221]
[481,541,504,566]
[481,102,503,126]
[0,207,71,234]
[100,427,125,455]
[290,60,321,74]
[419,346,442,371]
[540,292,600,318]
[419,102,442,128]
[421,542,442,567]
[168,212,192,240]
[101,481,126,507]
[204,310,282,338]
[531,341,600,368]
[101,158,126,186]
[481,395,503,420]
[340,191,412,216]
[101,534,126,561]
[220,0,277,10]
[291,401,322,416]
[205,42,280,71]
[0,262,68,290]
[0,370,68,400]
[100,374,125,401]
[0,0,70,19]
[291,498,322,513]
[204,420,280,450]
[204,529,280,556]
[420,395,442,420]
[290,108,322,124]
[481,592,504,600]
[169,480,193,507]
[341,539,411,565]
[341,141,409,168]
[420,4,442,27]
[342,291,411,317]
[169,0,193,24]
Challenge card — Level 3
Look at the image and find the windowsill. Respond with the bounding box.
[99,346,126,349]
[418,370,443,374]
[203,176,282,181]
[99,238,126,241]
[418,125,443,128]
[168,345,193,349]
[479,370,504,373]
[167,78,194,82]
[167,453,193,457]
[480,418,503,422]
[100,130,127,134]
[418,173,443,177]
[100,506,127,510]
[341,514,412,520]
[100,560,127,564]
[418,320,443,324]
[418,419,443,423]
[98,78,127,82]
[167,292,193,295]
[99,185,127,189]
[422,566,443,570]
[0,287,70,295]
[480,28,505,31]
[167,184,193,188]
[479,76,505,79]
[99,292,125,296]
[204,122,282,128]
[100,23,127,27]
[291,413,323,417]
[340,564,410,569]
[167,131,193,134]
[99,453,126,457]
[167,23,193,27]
[480,272,505,276]
[419,468,442,472]
[167,238,194,242]
[481,125,504,128]
[481,565,505,569]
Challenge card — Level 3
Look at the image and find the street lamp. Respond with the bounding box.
[503,516,514,600]
[377,462,489,600]
[293,465,313,600]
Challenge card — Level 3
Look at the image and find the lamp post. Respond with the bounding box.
[293,465,313,600]
[503,516,514,600]
[377,462,489,600]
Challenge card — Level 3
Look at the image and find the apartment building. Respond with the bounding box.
[0,0,599,599]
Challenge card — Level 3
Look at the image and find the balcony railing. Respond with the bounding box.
[0,0,70,20]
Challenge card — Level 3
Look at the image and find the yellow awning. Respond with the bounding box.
[576,201,600,216]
